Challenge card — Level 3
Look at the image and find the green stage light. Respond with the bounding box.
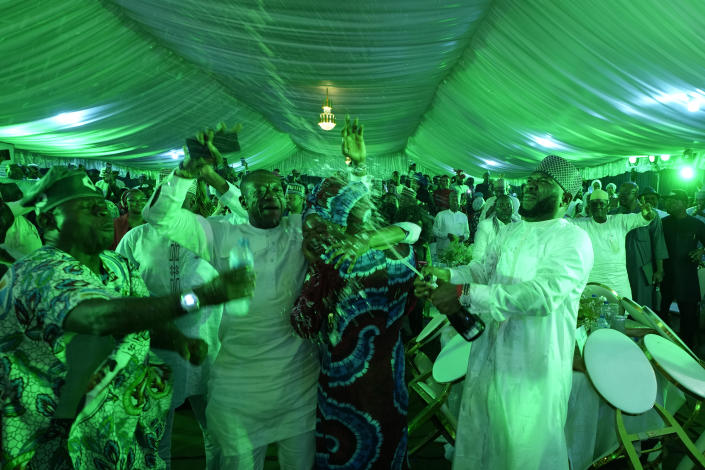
[680,166,695,180]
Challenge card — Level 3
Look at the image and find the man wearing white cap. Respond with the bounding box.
[571,188,656,298]
[415,155,594,470]
[285,183,306,215]
[478,178,520,221]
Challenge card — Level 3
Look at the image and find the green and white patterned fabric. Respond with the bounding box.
[0,246,171,469]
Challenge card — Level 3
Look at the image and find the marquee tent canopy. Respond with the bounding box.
[1,0,704,177]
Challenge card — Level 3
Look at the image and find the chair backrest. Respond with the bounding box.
[584,328,657,414]
[583,282,620,303]
[412,351,445,397]
[644,334,705,399]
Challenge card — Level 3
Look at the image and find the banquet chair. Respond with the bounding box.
[583,329,705,470]
[406,350,457,456]
[405,312,448,359]
[584,282,621,304]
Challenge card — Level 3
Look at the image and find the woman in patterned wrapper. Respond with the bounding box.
[291,175,419,470]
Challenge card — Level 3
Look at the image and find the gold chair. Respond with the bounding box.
[406,350,457,456]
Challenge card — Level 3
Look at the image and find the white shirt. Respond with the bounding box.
[142,172,319,451]
[433,209,470,253]
[116,224,222,406]
[571,213,651,299]
[449,219,594,469]
[479,194,521,220]
[472,216,516,261]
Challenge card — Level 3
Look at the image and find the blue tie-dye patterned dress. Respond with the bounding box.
[292,245,416,470]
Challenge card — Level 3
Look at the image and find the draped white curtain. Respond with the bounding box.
[1,0,704,177]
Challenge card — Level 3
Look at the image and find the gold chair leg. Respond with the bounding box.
[616,409,645,470]
[652,403,705,469]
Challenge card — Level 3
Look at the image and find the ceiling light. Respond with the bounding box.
[648,155,656,163]
[628,156,638,164]
[660,154,670,161]
[318,89,336,131]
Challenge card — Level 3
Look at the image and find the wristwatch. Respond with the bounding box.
[180,291,200,313]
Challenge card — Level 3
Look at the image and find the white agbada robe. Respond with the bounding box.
[116,223,222,405]
[142,173,319,455]
[449,218,593,470]
[472,216,517,261]
[571,214,651,299]
[433,208,470,253]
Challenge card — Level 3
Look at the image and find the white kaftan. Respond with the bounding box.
[142,173,319,455]
[449,218,593,470]
[571,214,651,299]
[472,216,517,261]
[433,209,470,253]
[116,224,222,405]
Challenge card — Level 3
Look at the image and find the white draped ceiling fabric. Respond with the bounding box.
[1,0,704,177]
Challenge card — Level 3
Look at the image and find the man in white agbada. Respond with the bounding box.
[118,188,225,469]
[571,188,655,298]
[433,189,470,254]
[143,149,320,468]
[479,178,520,221]
[473,193,520,261]
[415,155,594,470]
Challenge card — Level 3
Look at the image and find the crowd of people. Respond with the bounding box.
[1,118,705,469]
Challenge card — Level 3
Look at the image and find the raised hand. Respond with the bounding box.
[341,115,366,166]
[198,122,243,163]
[326,233,371,273]
[641,202,655,220]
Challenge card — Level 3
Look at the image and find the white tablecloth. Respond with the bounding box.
[566,370,686,470]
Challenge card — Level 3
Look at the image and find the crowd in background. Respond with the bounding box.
[2,128,705,470]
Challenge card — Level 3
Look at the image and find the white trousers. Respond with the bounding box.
[217,430,315,470]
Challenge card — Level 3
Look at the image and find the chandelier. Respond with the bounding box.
[318,89,336,131]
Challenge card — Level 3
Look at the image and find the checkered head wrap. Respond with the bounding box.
[535,155,582,197]
[312,176,370,227]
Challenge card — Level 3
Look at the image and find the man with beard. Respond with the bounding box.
[0,168,253,469]
[415,155,594,470]
[609,181,668,310]
[572,188,656,298]
[660,190,705,348]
